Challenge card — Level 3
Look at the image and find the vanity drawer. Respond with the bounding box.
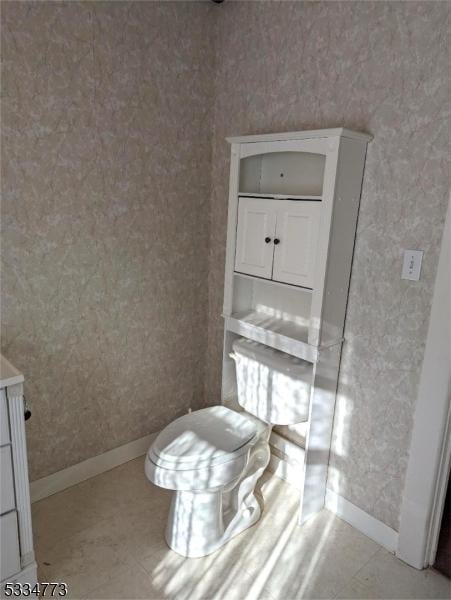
[0,511,20,581]
[0,389,10,445]
[0,446,15,515]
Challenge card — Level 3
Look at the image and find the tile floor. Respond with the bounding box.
[32,457,451,600]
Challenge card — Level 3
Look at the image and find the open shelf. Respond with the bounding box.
[224,310,318,363]
[239,151,326,197]
[238,192,322,201]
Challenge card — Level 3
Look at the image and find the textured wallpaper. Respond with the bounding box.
[1,1,214,480]
[205,1,449,530]
[2,1,448,532]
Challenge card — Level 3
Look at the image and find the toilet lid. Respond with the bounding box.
[150,406,257,469]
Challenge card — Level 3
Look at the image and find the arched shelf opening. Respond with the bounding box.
[239,151,326,198]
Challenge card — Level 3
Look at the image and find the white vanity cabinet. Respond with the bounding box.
[222,128,372,524]
[0,356,36,588]
[235,197,321,288]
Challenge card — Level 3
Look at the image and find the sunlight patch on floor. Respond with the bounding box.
[31,457,451,599]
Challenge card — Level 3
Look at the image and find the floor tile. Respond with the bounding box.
[117,501,171,562]
[137,503,377,600]
[237,509,380,599]
[37,514,135,599]
[138,536,274,600]
[86,561,165,600]
[336,547,451,599]
[81,457,171,523]
[32,478,102,551]
[33,457,171,552]
[31,458,451,600]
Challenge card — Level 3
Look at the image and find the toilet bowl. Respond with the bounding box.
[145,405,271,557]
[145,337,310,557]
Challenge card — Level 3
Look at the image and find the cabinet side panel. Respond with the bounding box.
[308,138,340,346]
[320,139,368,346]
[223,144,241,316]
[300,344,342,523]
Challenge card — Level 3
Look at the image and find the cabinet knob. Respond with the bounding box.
[265,237,271,243]
[274,238,280,245]
[23,396,31,421]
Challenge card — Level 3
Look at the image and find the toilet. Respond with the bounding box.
[145,338,312,558]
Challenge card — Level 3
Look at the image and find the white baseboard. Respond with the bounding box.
[29,432,399,557]
[30,433,158,503]
[267,455,398,554]
[325,488,399,553]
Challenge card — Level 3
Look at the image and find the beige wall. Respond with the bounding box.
[2,1,449,532]
[206,1,449,530]
[1,1,214,480]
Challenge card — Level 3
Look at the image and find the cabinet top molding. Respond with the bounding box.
[226,128,373,145]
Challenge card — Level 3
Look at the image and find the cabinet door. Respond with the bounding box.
[235,197,276,279]
[0,446,15,515]
[273,200,321,288]
[0,511,20,580]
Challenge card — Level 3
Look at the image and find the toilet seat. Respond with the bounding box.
[149,405,258,471]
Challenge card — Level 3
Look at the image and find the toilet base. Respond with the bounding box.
[165,488,261,558]
[165,429,270,558]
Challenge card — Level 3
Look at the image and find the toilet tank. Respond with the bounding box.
[232,338,312,425]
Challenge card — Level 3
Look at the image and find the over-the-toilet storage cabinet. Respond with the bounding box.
[221,129,372,524]
[0,356,36,587]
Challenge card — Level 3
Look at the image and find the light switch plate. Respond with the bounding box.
[402,249,423,281]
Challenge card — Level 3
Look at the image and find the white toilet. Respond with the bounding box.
[145,338,311,558]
